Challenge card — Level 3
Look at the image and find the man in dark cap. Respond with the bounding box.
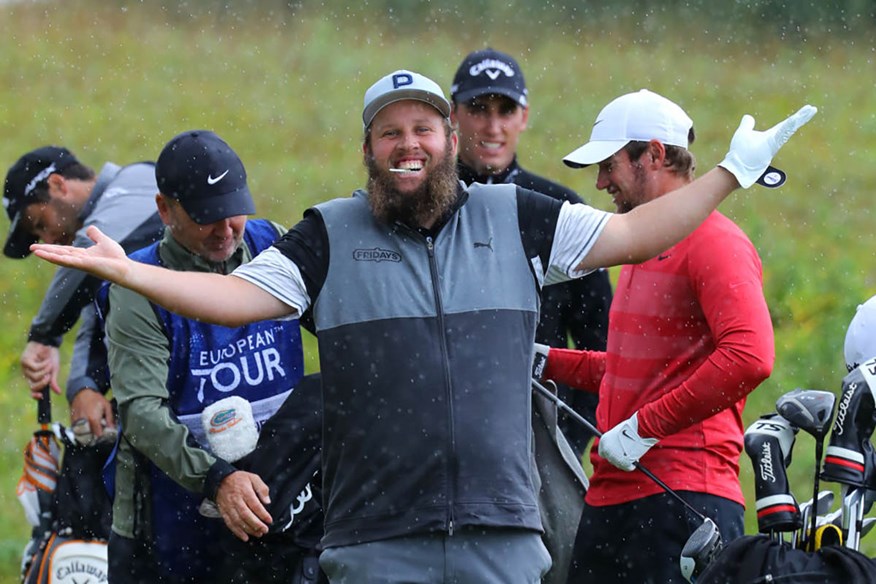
[102,130,312,583]
[3,146,163,440]
[450,48,613,460]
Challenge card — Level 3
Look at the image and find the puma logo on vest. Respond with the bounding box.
[474,237,493,252]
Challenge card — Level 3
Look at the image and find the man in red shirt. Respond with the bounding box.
[539,89,775,583]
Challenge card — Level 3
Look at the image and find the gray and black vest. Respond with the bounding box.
[313,184,544,547]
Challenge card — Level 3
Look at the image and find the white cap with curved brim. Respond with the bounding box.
[363,70,451,129]
[563,89,693,168]
[844,295,876,371]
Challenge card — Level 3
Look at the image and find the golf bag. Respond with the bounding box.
[531,382,589,584]
[696,534,876,583]
[22,430,113,584]
[225,372,325,583]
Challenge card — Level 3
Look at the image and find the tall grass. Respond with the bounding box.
[0,1,874,580]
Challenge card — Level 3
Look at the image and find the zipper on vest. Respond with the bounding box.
[425,235,457,535]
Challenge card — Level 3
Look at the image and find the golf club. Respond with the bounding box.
[841,484,867,550]
[742,414,801,542]
[531,378,723,579]
[797,490,834,548]
[776,388,837,551]
[817,506,876,538]
[679,518,723,583]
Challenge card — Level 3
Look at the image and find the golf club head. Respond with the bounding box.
[680,518,723,583]
[776,388,837,439]
[797,490,836,548]
[863,517,876,538]
[817,507,844,528]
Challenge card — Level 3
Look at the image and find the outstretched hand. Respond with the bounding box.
[30,225,132,285]
[719,104,818,189]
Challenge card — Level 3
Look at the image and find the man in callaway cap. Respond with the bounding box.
[30,71,815,582]
[535,89,776,582]
[451,48,613,463]
[3,146,164,440]
[102,130,312,583]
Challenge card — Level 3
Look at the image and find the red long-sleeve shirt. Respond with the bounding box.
[545,211,774,506]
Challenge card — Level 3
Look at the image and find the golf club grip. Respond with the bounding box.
[531,378,708,523]
[38,385,51,425]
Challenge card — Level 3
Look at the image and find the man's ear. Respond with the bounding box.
[520,105,530,131]
[647,140,667,168]
[45,173,67,198]
[155,193,172,226]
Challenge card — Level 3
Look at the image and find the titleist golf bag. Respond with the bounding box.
[696,534,876,583]
[22,431,113,584]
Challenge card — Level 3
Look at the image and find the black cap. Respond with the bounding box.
[450,48,528,107]
[155,130,255,225]
[3,146,80,259]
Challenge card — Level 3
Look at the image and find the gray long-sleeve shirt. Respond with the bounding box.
[26,161,164,401]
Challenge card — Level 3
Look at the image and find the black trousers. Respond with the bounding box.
[109,530,325,584]
[566,491,744,584]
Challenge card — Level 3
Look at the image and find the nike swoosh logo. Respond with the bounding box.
[207,170,229,185]
[592,119,604,128]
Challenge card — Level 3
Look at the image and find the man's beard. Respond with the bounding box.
[365,141,459,228]
[616,161,649,214]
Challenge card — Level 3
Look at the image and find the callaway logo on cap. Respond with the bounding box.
[451,48,528,107]
[155,130,256,225]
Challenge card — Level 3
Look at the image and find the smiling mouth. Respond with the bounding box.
[389,168,419,174]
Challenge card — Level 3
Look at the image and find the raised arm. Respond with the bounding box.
[579,105,817,271]
[31,226,294,327]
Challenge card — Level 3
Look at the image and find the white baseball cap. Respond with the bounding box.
[563,89,693,168]
[844,295,876,371]
[362,70,451,129]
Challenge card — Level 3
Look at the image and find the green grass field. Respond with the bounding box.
[0,1,874,580]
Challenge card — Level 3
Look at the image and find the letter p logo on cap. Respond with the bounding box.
[392,73,413,89]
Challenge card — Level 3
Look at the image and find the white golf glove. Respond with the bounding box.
[532,343,550,380]
[598,412,658,472]
[718,105,817,188]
